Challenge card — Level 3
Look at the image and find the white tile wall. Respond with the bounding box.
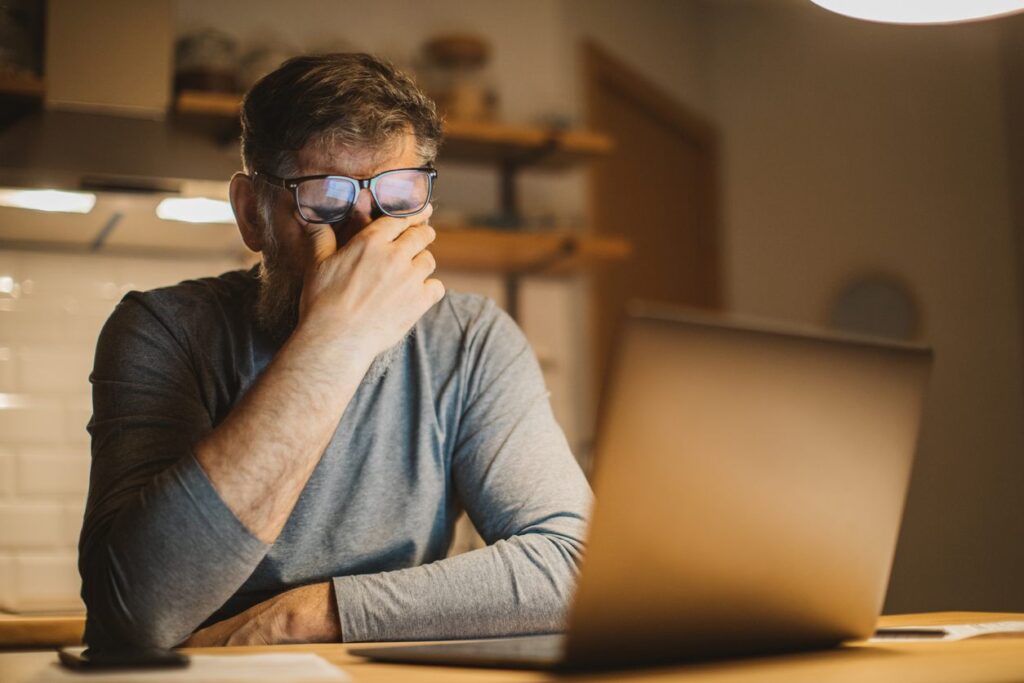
[13,553,82,612]
[0,251,582,611]
[0,447,15,498]
[0,249,241,612]
[17,449,92,497]
[0,502,65,548]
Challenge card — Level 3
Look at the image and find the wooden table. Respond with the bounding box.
[0,612,84,648]
[1,613,1022,682]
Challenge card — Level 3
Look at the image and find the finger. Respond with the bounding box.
[365,203,434,243]
[424,277,446,304]
[411,248,436,276]
[305,222,338,268]
[395,224,437,259]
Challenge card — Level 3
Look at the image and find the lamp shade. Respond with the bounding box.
[809,0,1024,24]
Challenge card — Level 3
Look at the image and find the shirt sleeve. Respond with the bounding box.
[332,299,593,642]
[79,295,269,650]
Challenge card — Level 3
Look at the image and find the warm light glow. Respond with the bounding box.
[0,188,96,214]
[156,197,235,224]
[0,393,29,410]
[809,0,1024,23]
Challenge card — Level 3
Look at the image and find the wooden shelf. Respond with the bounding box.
[433,227,630,275]
[0,81,612,168]
[174,88,242,117]
[441,120,612,169]
[0,73,45,99]
[173,90,612,169]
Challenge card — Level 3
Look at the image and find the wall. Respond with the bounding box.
[0,251,242,610]
[702,0,1024,611]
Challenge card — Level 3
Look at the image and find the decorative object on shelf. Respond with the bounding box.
[420,33,497,123]
[237,42,300,92]
[0,0,43,81]
[171,92,611,167]
[175,29,240,94]
[809,0,1024,24]
[828,271,921,341]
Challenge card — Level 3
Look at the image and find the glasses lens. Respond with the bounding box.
[374,170,431,216]
[296,177,356,223]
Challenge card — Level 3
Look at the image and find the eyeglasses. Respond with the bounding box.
[253,167,437,224]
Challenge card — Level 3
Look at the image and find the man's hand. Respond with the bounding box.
[183,582,341,647]
[195,205,444,546]
[299,203,444,361]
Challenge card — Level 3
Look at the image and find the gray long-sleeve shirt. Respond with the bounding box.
[80,268,592,650]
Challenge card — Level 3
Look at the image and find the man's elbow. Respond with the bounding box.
[81,556,192,650]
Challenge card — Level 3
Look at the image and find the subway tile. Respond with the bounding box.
[17,252,120,303]
[65,399,93,445]
[63,501,86,547]
[66,312,110,347]
[17,347,94,394]
[12,553,84,612]
[17,449,92,497]
[0,553,12,611]
[0,347,15,392]
[0,306,67,344]
[0,397,66,444]
[0,447,14,498]
[116,257,234,293]
[0,502,64,549]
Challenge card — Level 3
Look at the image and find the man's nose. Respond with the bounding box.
[331,189,384,247]
[345,188,379,231]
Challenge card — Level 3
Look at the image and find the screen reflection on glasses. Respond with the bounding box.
[253,167,437,224]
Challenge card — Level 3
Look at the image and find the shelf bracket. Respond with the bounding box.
[503,237,578,321]
[498,132,563,224]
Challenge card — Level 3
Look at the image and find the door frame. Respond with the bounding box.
[582,41,723,388]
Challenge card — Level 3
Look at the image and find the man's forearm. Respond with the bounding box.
[184,581,341,647]
[195,322,373,544]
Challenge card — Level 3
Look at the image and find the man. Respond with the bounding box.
[79,53,592,649]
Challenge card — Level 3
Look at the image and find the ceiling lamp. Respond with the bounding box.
[809,0,1024,24]
[0,188,96,214]
[156,197,235,224]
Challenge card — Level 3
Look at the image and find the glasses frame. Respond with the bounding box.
[253,166,437,224]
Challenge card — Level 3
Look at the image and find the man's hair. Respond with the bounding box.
[240,52,443,180]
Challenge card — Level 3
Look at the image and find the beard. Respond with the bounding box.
[254,239,303,348]
[253,238,409,384]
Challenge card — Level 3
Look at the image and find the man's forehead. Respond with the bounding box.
[295,132,419,177]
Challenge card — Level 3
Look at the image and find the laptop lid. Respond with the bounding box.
[563,305,932,667]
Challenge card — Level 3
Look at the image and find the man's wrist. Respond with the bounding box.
[283,582,342,643]
[286,318,376,378]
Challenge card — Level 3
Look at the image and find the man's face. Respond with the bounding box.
[254,131,424,344]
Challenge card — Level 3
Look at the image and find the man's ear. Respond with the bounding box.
[230,172,266,253]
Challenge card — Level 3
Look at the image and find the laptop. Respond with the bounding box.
[350,305,933,669]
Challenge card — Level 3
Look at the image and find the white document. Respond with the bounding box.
[32,652,349,683]
[870,620,1024,643]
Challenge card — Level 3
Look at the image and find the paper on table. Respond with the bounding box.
[870,621,1024,643]
[31,652,349,683]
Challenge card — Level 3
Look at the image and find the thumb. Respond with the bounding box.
[306,223,338,268]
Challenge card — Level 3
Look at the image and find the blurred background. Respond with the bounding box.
[0,0,1022,620]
